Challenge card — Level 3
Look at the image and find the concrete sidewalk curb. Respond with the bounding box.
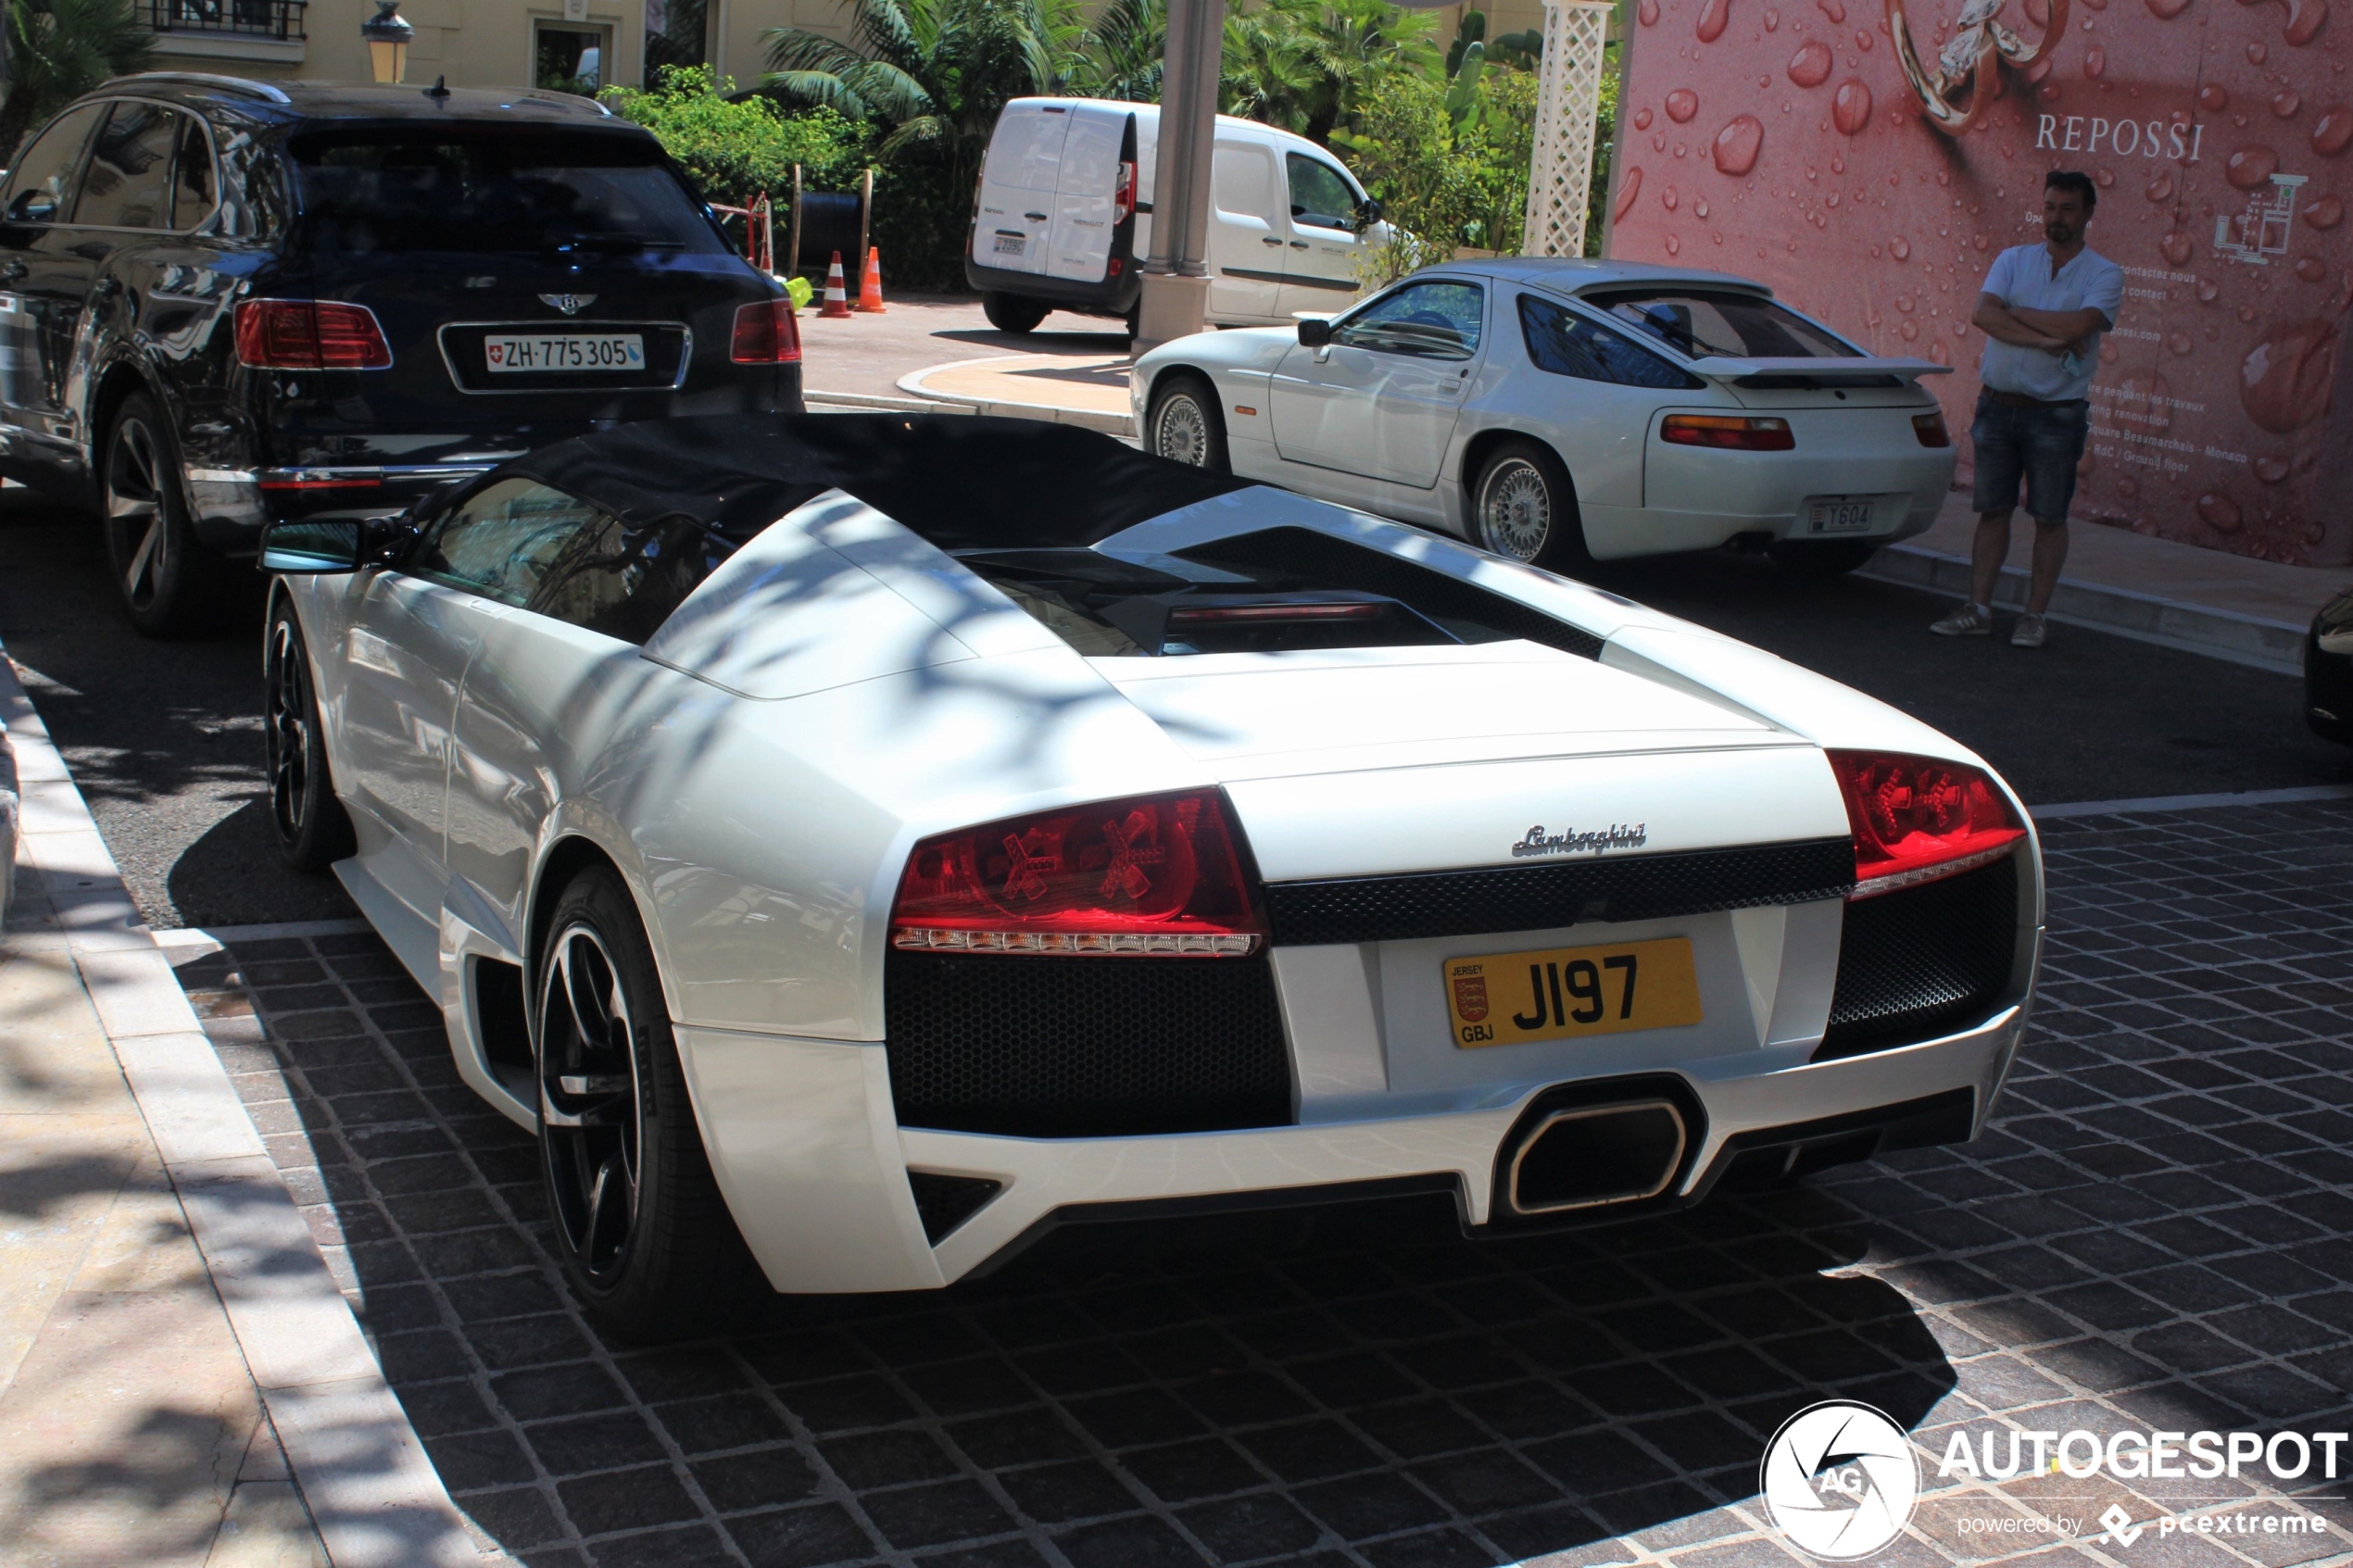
[1861,540,2307,676]
[0,645,483,1568]
[804,388,974,416]
[895,361,1139,436]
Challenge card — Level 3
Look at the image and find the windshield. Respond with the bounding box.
[287,129,727,257]
[1585,288,1859,360]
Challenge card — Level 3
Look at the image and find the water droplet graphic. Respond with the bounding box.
[2200,84,2230,112]
[2313,106,2353,156]
[2096,167,2117,186]
[1900,320,1919,339]
[1714,115,1766,175]
[1698,0,1730,42]
[2241,318,2340,432]
[2170,332,2195,354]
[2284,0,2327,46]
[1818,0,1845,19]
[2197,491,2244,530]
[1667,88,1700,122]
[1640,0,1659,23]
[1664,184,1680,210]
[2310,194,2346,227]
[2248,39,2269,60]
[2227,144,2282,188]
[1897,293,1916,311]
[2256,454,2292,481]
[2276,90,2303,117]
[1833,80,1873,133]
[1789,42,1833,86]
[1696,198,1710,217]
[1765,6,1780,26]
[1667,232,1683,254]
[2116,474,2140,499]
[1856,29,1874,48]
[2197,274,2221,300]
[2085,45,2107,77]
[2298,254,2329,280]
[1892,235,1912,259]
[1634,107,1655,130]
[1616,166,1645,220]
[2146,169,2176,201]
[2161,230,2196,264]
[2147,0,2192,16]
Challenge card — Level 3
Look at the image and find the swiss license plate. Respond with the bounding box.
[1806,495,1880,533]
[1444,937,1702,1048]
[993,233,1026,255]
[485,333,645,373]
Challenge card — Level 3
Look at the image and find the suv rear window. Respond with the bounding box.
[1584,288,1858,360]
[288,129,725,256]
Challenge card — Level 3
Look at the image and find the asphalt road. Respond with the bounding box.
[3,487,2344,930]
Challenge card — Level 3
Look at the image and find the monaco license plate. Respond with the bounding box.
[993,232,1026,255]
[1806,495,1881,533]
[485,333,645,373]
[1444,937,1702,1048]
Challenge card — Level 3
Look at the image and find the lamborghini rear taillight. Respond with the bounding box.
[890,789,1265,956]
[1828,750,2026,899]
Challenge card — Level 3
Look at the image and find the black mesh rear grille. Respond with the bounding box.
[1265,837,1856,947]
[1180,527,1607,659]
[1816,856,2019,1060]
[885,952,1293,1137]
[906,1173,1003,1242]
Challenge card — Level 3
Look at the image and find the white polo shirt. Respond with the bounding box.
[1976,243,2124,402]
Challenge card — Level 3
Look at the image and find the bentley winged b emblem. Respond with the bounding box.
[538,293,597,315]
[1887,0,2068,136]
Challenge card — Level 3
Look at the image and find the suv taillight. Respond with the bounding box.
[731,298,803,363]
[1659,414,1794,450]
[1913,410,1953,447]
[1828,750,2026,899]
[1113,159,1137,224]
[890,789,1266,956]
[234,300,393,370]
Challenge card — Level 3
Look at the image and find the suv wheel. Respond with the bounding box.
[1471,439,1591,572]
[538,866,761,1341]
[981,293,1050,334]
[1148,373,1228,472]
[102,393,216,637]
[264,601,357,872]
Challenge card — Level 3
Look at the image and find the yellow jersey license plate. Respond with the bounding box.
[1444,937,1702,1048]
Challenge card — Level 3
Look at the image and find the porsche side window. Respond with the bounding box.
[1285,153,1360,232]
[1332,281,1483,359]
[1516,295,1703,390]
[1587,286,1860,360]
[412,479,605,607]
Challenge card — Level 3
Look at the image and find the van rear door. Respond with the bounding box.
[1045,104,1131,283]
[975,101,1068,275]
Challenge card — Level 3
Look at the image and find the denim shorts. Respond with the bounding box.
[1970,392,2090,524]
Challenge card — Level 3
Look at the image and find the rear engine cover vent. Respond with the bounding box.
[1816,855,2018,1060]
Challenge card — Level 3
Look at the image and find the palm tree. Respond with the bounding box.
[1218,0,1437,147]
[1065,0,1163,103]
[761,0,1079,194]
[0,0,154,164]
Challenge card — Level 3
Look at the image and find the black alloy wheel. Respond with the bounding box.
[1148,372,1229,473]
[263,602,356,871]
[1471,438,1591,572]
[981,292,1050,334]
[535,866,759,1340]
[102,393,217,637]
[1767,538,1879,577]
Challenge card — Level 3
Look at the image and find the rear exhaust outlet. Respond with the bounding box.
[1505,1098,1689,1216]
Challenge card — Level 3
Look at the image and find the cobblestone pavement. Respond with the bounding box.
[169,802,2353,1568]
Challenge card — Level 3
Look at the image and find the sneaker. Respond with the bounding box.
[1930,603,1993,636]
[2011,613,2048,648]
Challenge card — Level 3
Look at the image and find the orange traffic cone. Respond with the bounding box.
[855,246,887,313]
[819,252,853,319]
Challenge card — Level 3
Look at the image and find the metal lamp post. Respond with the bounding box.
[362,0,413,85]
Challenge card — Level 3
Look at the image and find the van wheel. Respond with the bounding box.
[1768,539,1878,577]
[103,393,219,637]
[263,600,356,872]
[1147,373,1228,472]
[538,866,762,1343]
[1471,439,1592,572]
[982,293,1050,334]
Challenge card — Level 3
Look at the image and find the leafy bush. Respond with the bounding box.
[600,65,869,210]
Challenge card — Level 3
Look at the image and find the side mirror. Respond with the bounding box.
[1297,317,1333,348]
[1354,198,1385,232]
[259,514,417,574]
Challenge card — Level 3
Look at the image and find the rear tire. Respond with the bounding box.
[1147,372,1229,473]
[1470,438,1591,572]
[537,866,762,1342]
[102,393,219,637]
[981,292,1050,334]
[1768,539,1878,577]
[263,600,355,872]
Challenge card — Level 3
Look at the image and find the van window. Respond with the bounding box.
[74,102,180,230]
[1214,145,1276,220]
[1,105,103,224]
[1286,153,1360,232]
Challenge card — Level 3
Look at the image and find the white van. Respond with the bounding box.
[965,97,1389,335]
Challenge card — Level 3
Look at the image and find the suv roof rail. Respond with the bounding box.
[115,71,294,105]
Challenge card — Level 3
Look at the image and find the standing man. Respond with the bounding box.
[1931,170,2122,647]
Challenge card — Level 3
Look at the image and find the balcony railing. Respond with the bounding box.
[149,0,306,41]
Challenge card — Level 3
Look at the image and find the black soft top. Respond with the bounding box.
[491,413,1256,550]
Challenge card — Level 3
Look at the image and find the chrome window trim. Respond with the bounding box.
[433,320,695,395]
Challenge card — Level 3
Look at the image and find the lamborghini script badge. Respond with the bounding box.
[1512,823,1649,859]
[538,294,597,315]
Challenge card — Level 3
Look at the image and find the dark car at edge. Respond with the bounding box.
[0,70,803,633]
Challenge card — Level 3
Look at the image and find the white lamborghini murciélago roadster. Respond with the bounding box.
[260,415,2041,1338]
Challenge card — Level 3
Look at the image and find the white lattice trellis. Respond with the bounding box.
[1521,0,1617,258]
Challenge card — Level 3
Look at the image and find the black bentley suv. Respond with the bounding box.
[0,72,803,634]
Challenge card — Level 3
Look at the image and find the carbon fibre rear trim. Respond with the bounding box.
[1263,837,1856,947]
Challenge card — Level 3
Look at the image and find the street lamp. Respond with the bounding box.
[361,0,412,84]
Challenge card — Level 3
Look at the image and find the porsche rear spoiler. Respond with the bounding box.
[1683,355,1956,383]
